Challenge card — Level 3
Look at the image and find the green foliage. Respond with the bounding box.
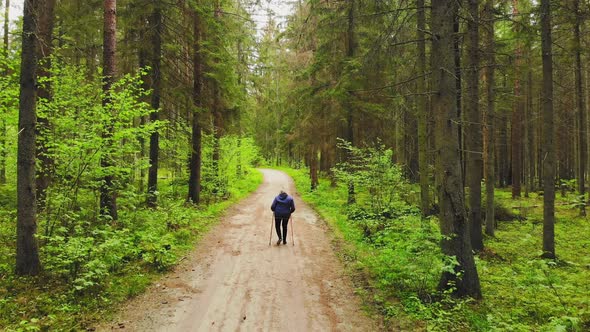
[334,142,427,247]
[0,169,262,330]
[36,61,159,226]
[0,51,20,184]
[0,51,264,327]
[200,135,261,201]
[0,0,262,329]
[335,140,410,215]
[284,165,590,331]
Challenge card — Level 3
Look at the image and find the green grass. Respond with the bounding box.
[281,166,590,331]
[477,192,590,331]
[0,169,263,331]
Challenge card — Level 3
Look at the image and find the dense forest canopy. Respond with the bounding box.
[0,0,589,330]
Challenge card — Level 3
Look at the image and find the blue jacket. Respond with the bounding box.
[271,192,296,218]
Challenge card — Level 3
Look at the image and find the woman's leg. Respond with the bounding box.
[281,217,289,243]
[275,217,282,240]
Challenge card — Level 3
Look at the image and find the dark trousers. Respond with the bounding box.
[275,216,289,241]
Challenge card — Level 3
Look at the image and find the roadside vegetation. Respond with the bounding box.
[0,136,261,331]
[282,150,589,331]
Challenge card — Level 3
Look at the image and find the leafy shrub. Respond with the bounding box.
[334,140,410,214]
[138,232,177,271]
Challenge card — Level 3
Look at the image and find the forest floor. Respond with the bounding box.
[97,169,378,331]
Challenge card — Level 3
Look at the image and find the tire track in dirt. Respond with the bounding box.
[99,169,376,331]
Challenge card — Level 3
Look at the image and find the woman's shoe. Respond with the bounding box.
[276,239,282,245]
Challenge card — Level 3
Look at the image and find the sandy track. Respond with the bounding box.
[100,169,376,331]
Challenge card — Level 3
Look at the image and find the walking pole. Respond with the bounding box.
[269,213,274,246]
[290,215,295,246]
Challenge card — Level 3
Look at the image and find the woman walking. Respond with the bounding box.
[270,190,296,245]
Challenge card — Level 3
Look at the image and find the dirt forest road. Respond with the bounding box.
[101,169,377,332]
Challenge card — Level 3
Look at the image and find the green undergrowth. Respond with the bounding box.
[282,167,590,331]
[0,169,262,331]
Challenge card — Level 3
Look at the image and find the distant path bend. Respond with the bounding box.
[102,169,376,331]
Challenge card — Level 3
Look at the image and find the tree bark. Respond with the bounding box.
[525,55,534,196]
[498,112,509,187]
[538,91,543,190]
[416,0,430,216]
[137,13,148,194]
[211,2,222,191]
[16,0,41,276]
[396,113,405,166]
[521,69,532,198]
[310,145,318,191]
[100,0,118,220]
[432,0,481,298]
[188,6,203,204]
[465,0,483,251]
[35,0,56,208]
[236,35,244,178]
[346,0,356,205]
[511,0,523,198]
[573,0,586,216]
[484,0,495,237]
[454,10,464,188]
[406,108,419,182]
[320,143,329,173]
[146,2,162,208]
[346,0,356,204]
[212,86,222,184]
[540,0,555,259]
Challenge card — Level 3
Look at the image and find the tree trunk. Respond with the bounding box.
[573,0,586,215]
[100,0,118,221]
[346,0,356,205]
[484,0,496,237]
[521,69,532,198]
[587,66,590,201]
[526,56,535,195]
[454,10,464,188]
[416,0,430,216]
[236,36,244,178]
[0,0,9,184]
[498,112,509,187]
[212,87,222,183]
[540,0,555,259]
[146,2,162,208]
[432,0,481,298]
[465,0,483,251]
[406,107,419,182]
[16,0,41,276]
[396,112,406,167]
[211,2,222,192]
[35,0,56,208]
[320,143,329,173]
[538,91,544,190]
[188,6,203,204]
[511,0,523,198]
[137,16,148,194]
[310,145,318,191]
